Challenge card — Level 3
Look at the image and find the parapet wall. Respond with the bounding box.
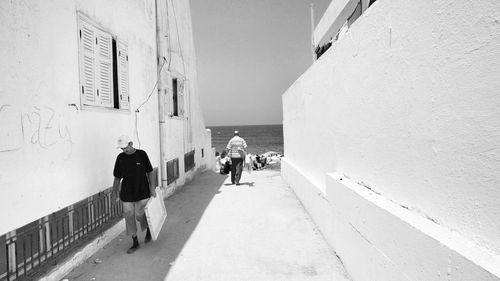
[282,0,500,280]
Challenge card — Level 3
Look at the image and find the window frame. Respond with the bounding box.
[169,75,185,118]
[166,158,179,185]
[77,13,130,112]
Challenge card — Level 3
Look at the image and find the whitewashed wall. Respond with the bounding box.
[0,0,160,235]
[282,0,500,280]
[162,0,213,189]
[0,0,214,236]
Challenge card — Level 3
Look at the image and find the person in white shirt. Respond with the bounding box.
[225,131,247,185]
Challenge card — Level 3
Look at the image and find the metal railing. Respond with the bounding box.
[0,188,123,281]
[184,150,195,172]
[167,158,179,185]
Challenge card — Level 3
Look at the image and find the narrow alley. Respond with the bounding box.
[63,169,350,281]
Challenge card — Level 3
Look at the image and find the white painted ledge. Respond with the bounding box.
[326,173,500,281]
[282,158,500,281]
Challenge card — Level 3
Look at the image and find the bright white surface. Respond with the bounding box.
[0,0,211,235]
[324,171,500,281]
[282,159,500,281]
[62,170,350,281]
[162,0,213,188]
[0,0,159,234]
[284,0,500,255]
[145,187,167,241]
[283,0,500,279]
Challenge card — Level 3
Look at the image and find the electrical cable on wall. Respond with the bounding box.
[166,0,173,72]
[136,57,167,112]
[134,0,187,149]
[170,0,187,77]
[169,0,192,152]
[134,57,167,148]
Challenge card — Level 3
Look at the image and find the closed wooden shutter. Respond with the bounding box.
[117,41,130,109]
[95,30,113,107]
[164,88,172,117]
[79,20,97,106]
[178,79,184,117]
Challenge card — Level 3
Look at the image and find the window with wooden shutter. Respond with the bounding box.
[172,78,178,116]
[178,79,184,117]
[164,88,172,117]
[79,19,97,106]
[78,13,128,111]
[95,30,113,107]
[117,42,130,110]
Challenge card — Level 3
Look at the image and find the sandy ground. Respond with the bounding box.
[64,169,350,281]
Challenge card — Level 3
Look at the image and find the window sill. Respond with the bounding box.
[81,105,131,114]
[167,115,184,120]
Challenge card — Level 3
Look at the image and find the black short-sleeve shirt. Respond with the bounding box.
[113,149,153,202]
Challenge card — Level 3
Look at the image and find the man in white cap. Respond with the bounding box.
[225,130,247,185]
[112,135,157,254]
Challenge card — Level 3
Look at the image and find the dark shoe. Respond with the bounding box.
[127,237,139,254]
[236,183,241,186]
[144,229,152,243]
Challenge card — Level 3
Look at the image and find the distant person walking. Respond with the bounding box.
[112,135,156,254]
[226,130,247,185]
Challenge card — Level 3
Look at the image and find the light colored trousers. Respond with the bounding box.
[122,199,149,236]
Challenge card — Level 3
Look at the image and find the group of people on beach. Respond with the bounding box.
[215,131,282,181]
[216,151,282,174]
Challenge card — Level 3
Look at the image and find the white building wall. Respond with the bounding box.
[0,0,159,235]
[162,0,213,191]
[0,0,213,237]
[282,0,500,280]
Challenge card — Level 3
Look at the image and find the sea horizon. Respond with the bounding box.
[206,123,283,127]
[208,124,284,156]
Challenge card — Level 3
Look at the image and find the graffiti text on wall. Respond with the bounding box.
[0,104,74,159]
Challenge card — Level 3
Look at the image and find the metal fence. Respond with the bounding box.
[0,188,123,281]
[167,158,179,185]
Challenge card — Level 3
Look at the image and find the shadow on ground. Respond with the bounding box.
[65,170,228,281]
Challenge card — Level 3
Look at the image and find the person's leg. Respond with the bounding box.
[123,202,139,253]
[234,158,244,184]
[123,202,138,236]
[134,198,152,242]
[230,158,236,183]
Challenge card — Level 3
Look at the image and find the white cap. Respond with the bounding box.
[116,135,131,149]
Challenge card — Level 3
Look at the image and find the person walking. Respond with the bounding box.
[225,130,247,185]
[112,135,157,254]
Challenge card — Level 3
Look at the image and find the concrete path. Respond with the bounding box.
[64,169,351,281]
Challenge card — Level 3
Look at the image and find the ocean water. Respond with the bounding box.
[208,124,283,156]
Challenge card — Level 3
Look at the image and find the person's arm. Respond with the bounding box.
[112,177,121,202]
[112,155,122,201]
[226,140,232,156]
[142,150,156,198]
[148,171,156,198]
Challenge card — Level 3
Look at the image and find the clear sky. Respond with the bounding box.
[190,0,331,126]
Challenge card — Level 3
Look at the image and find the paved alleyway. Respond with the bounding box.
[64,169,350,281]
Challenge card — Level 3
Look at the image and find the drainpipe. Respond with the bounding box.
[155,0,169,190]
[310,3,315,62]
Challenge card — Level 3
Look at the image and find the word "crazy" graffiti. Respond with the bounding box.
[0,104,74,159]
